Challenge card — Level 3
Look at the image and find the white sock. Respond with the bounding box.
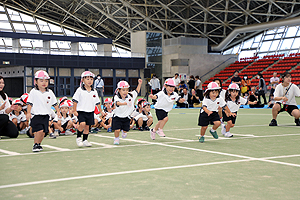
[211,128,216,132]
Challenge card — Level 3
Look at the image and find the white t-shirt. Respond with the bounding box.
[94,113,102,123]
[27,88,57,115]
[201,97,226,113]
[49,109,57,121]
[53,113,71,125]
[154,89,180,112]
[134,111,152,121]
[226,97,247,113]
[270,77,280,88]
[9,111,26,123]
[104,109,114,120]
[72,86,100,112]
[220,89,226,100]
[113,90,138,118]
[172,77,181,87]
[0,94,10,114]
[274,83,300,105]
[130,108,141,118]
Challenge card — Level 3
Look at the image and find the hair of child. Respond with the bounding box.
[225,89,240,103]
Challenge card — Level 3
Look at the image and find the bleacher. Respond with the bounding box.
[202,54,300,91]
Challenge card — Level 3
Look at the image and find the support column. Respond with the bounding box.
[97,44,112,56]
[71,42,79,55]
[43,40,50,54]
[12,39,20,53]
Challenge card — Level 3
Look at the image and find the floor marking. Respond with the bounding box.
[89,142,115,148]
[163,136,194,141]
[0,159,253,189]
[0,148,21,155]
[42,145,70,151]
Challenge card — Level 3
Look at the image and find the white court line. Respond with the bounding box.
[89,142,115,148]
[42,145,70,151]
[0,159,253,189]
[0,148,21,155]
[163,136,194,142]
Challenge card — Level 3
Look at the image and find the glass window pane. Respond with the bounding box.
[26,67,32,75]
[39,24,50,32]
[264,34,274,40]
[251,43,259,48]
[239,50,256,59]
[292,38,300,49]
[24,24,38,32]
[242,38,253,49]
[223,48,233,55]
[59,68,71,76]
[116,69,126,77]
[74,68,85,76]
[269,40,280,51]
[266,28,277,34]
[254,34,262,42]
[26,77,32,86]
[274,33,283,39]
[260,41,272,52]
[285,26,298,37]
[280,38,294,50]
[13,23,25,30]
[102,69,113,77]
[20,13,34,22]
[48,68,55,76]
[88,69,99,76]
[48,24,62,33]
[232,44,241,54]
[20,39,32,47]
[128,70,139,77]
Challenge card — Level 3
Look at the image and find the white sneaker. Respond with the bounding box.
[224,132,233,138]
[65,129,73,136]
[83,140,92,147]
[121,130,127,138]
[20,129,27,134]
[54,130,60,137]
[76,137,83,147]
[114,138,120,145]
[156,128,165,137]
[221,124,226,136]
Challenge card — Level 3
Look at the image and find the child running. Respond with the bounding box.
[198,81,233,143]
[149,78,185,140]
[26,70,61,152]
[73,71,102,147]
[221,83,247,137]
[112,79,142,145]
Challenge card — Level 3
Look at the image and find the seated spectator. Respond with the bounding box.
[249,87,264,108]
[132,101,153,131]
[178,80,188,94]
[177,88,192,108]
[9,99,28,134]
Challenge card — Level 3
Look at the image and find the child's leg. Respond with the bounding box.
[114,129,120,138]
[200,126,208,136]
[212,121,221,130]
[19,122,25,130]
[137,118,143,128]
[226,120,234,132]
[12,118,18,127]
[82,124,90,141]
[34,130,45,144]
[147,117,153,127]
[154,116,168,131]
[66,121,73,129]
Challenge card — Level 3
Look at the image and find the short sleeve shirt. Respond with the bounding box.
[27,88,57,115]
[201,97,226,113]
[0,94,10,114]
[113,90,138,118]
[226,97,247,113]
[53,113,71,125]
[9,111,26,123]
[274,83,300,105]
[270,77,280,88]
[73,86,100,112]
[154,89,180,112]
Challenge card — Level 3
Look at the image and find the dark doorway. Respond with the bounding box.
[4,77,23,97]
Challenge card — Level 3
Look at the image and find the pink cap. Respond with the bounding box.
[117,81,130,89]
[205,82,221,92]
[20,93,29,103]
[81,71,95,78]
[164,78,176,87]
[228,83,240,91]
[34,70,50,79]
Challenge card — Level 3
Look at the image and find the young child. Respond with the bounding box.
[73,71,102,147]
[102,98,114,132]
[221,83,247,137]
[198,81,233,143]
[26,70,61,152]
[9,99,28,134]
[130,98,146,130]
[149,78,185,140]
[133,101,153,131]
[112,79,142,145]
[53,101,74,136]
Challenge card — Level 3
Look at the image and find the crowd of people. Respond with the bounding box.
[0,69,299,149]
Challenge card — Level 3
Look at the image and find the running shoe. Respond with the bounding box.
[209,129,218,139]
[156,128,165,137]
[150,129,156,140]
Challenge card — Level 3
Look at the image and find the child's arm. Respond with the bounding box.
[116,101,127,106]
[53,105,62,118]
[178,98,185,103]
[73,102,78,116]
[135,79,143,93]
[224,105,235,117]
[26,104,32,121]
[97,104,106,116]
[202,106,213,116]
[149,94,157,100]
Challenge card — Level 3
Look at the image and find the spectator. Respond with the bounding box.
[148,74,160,104]
[194,75,203,101]
[269,72,279,102]
[249,87,264,108]
[257,73,267,105]
[0,76,19,139]
[187,75,195,93]
[178,80,188,94]
[94,74,104,105]
[241,75,251,96]
[177,88,192,108]
[172,73,181,93]
[231,71,242,87]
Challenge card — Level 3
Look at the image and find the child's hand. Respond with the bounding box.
[217,106,222,110]
[138,79,143,84]
[59,127,64,132]
[231,112,237,117]
[10,104,19,111]
[26,113,31,121]
[73,124,78,129]
[207,111,213,116]
[74,111,78,117]
[101,111,107,116]
[149,94,154,99]
[57,112,62,119]
[0,102,6,110]
[282,97,288,102]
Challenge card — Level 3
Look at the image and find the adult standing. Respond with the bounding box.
[0,76,19,139]
[257,73,267,105]
[231,71,242,87]
[194,75,203,101]
[94,74,104,105]
[187,75,195,93]
[149,74,161,104]
[172,73,181,93]
[269,72,300,126]
[269,72,280,102]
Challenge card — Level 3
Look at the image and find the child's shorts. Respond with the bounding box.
[155,109,168,121]
[31,115,49,133]
[198,111,220,126]
[112,116,130,131]
[222,111,237,124]
[77,111,94,125]
[61,121,69,131]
